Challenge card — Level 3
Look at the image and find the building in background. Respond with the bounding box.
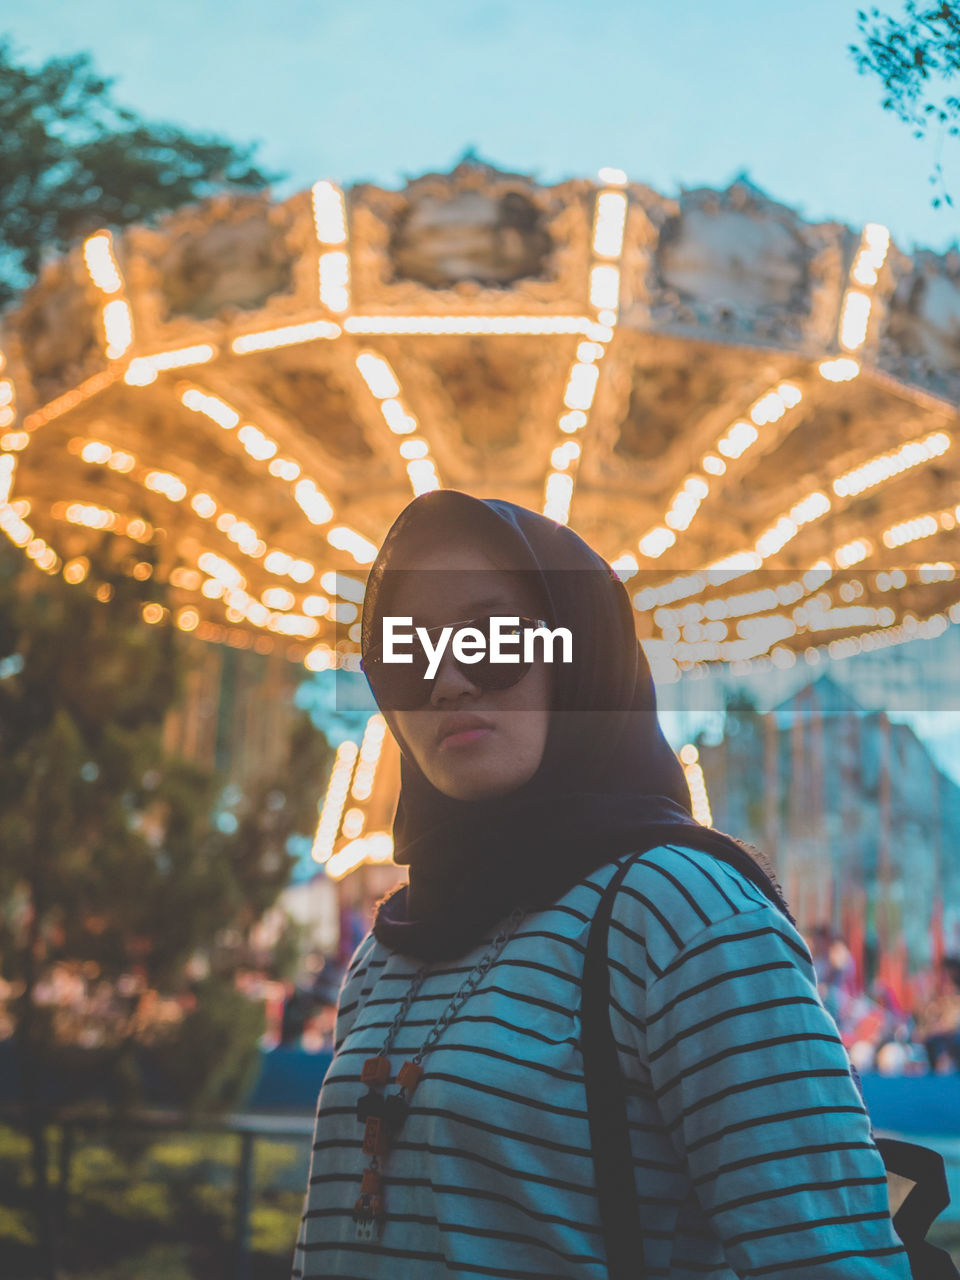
[698,675,960,980]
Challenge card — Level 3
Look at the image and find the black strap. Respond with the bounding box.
[582,853,648,1280]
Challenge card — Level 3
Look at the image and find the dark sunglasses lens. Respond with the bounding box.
[455,617,533,691]
[362,654,430,711]
[465,654,532,690]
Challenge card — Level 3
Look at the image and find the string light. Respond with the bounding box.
[181,387,240,430]
[636,383,803,558]
[754,490,830,559]
[320,571,366,603]
[231,321,340,354]
[63,557,89,585]
[102,300,133,359]
[882,513,940,548]
[592,191,628,258]
[304,644,334,671]
[638,527,676,559]
[269,457,301,480]
[23,370,118,430]
[262,586,295,610]
[839,290,872,351]
[324,832,394,880]
[832,431,950,497]
[144,471,188,502]
[589,264,620,313]
[319,251,350,313]
[835,223,890,354]
[851,223,891,287]
[355,352,400,399]
[351,714,387,801]
[311,180,348,244]
[819,357,860,382]
[919,562,956,583]
[191,493,217,518]
[83,232,136,362]
[542,181,627,524]
[543,471,574,524]
[354,353,441,493]
[563,362,600,411]
[610,554,639,581]
[679,745,712,825]
[65,502,116,530]
[835,538,872,568]
[125,346,215,385]
[327,525,378,564]
[294,478,334,524]
[83,233,123,294]
[664,476,710,531]
[237,424,278,460]
[311,739,359,863]
[0,454,16,506]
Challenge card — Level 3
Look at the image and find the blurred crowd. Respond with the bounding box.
[806,924,960,1076]
[273,925,960,1074]
[3,926,959,1075]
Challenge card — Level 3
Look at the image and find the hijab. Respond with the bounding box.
[361,489,793,960]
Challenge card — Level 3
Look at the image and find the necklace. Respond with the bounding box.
[351,905,527,1240]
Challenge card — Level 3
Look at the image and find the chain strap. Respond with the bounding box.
[377,963,430,1061]
[411,905,527,1065]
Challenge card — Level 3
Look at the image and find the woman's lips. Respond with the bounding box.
[437,726,493,750]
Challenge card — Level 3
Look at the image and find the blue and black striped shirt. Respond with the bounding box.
[292,844,910,1278]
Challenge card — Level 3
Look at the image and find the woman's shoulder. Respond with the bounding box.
[338,930,384,994]
[600,841,798,975]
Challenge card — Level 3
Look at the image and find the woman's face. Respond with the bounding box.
[382,542,552,801]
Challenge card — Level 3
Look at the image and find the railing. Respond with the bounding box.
[1,1103,316,1280]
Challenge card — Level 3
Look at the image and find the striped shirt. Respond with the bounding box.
[292,844,911,1279]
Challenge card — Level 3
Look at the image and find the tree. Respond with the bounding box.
[851,3,960,206]
[0,40,278,307]
[0,540,331,1278]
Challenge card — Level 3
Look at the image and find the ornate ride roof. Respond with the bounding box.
[2,157,959,683]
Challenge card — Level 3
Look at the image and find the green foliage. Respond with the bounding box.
[0,1120,310,1278]
[851,3,960,206]
[0,539,330,1126]
[148,979,265,1117]
[0,40,278,307]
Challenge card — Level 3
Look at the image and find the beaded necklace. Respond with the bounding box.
[351,905,527,1239]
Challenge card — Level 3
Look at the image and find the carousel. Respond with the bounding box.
[2,155,959,899]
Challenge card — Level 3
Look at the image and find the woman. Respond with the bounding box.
[292,489,910,1279]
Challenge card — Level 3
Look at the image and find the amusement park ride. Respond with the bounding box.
[2,156,960,884]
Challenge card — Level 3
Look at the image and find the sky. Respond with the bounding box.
[5,0,960,780]
[3,0,960,254]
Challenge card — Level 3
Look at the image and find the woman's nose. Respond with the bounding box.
[428,648,482,705]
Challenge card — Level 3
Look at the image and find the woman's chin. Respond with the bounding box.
[429,755,534,802]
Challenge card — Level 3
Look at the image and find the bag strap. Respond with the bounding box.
[582,853,649,1280]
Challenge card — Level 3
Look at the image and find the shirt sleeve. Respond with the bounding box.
[332,931,379,1052]
[617,900,912,1279]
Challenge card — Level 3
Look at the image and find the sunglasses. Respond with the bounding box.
[360,615,551,710]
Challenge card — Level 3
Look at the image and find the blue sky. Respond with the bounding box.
[3,0,960,252]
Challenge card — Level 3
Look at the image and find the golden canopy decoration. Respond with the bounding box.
[1,156,959,684]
